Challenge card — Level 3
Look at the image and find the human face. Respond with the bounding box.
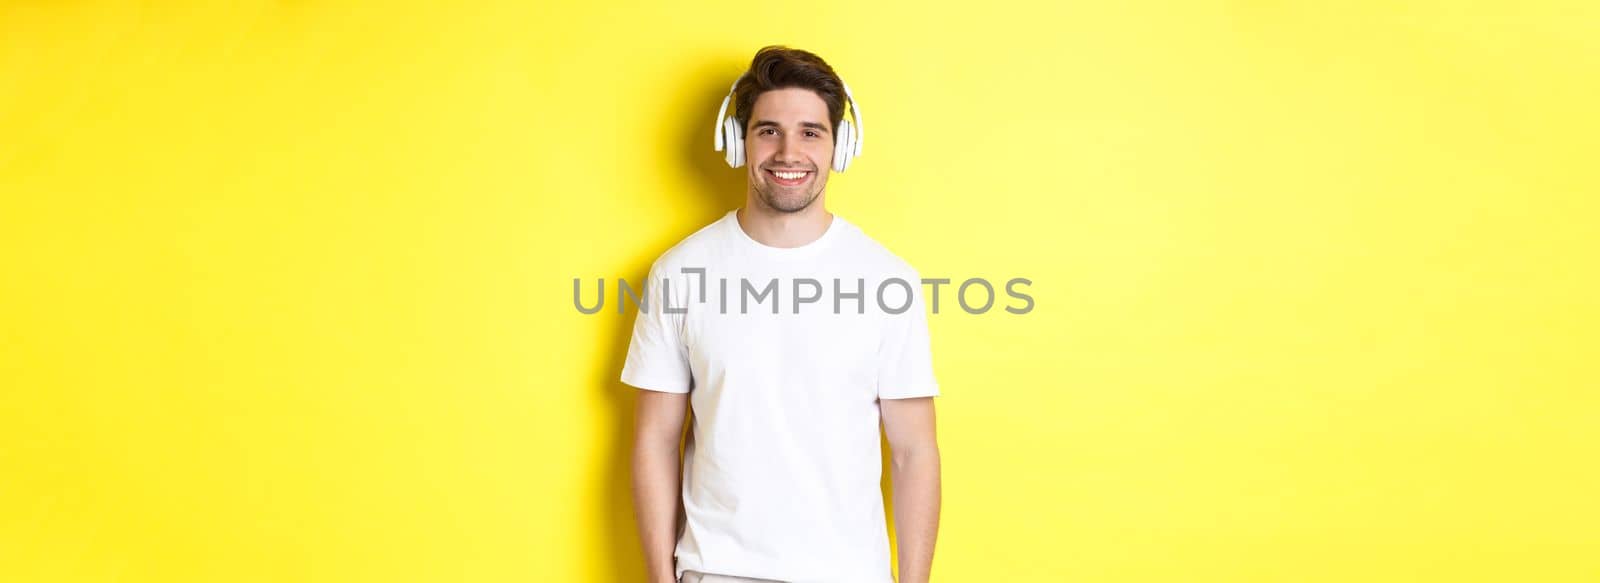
[744,87,834,213]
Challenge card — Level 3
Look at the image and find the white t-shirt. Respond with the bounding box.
[621,209,940,583]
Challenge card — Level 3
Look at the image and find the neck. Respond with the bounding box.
[736,198,833,248]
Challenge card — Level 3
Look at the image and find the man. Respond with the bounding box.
[624,46,940,583]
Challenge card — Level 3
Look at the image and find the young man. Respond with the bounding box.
[624,46,940,583]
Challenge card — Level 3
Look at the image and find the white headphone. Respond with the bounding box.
[713,74,864,173]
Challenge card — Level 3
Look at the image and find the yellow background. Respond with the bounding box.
[2,1,1597,581]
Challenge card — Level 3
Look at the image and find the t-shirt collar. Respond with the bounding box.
[725,208,843,260]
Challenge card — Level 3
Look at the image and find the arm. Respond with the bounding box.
[881,396,940,583]
[632,389,689,583]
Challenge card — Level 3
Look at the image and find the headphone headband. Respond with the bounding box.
[840,81,863,158]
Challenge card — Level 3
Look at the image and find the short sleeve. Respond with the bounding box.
[620,262,692,393]
[876,271,940,399]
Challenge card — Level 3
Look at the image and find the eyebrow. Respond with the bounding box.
[751,120,831,133]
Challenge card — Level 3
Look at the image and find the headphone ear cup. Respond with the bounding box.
[847,119,858,171]
[833,119,852,173]
[844,118,855,171]
[722,117,743,168]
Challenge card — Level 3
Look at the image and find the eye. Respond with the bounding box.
[759,128,777,136]
[805,130,819,138]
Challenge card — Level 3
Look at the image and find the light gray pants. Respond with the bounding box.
[680,570,787,583]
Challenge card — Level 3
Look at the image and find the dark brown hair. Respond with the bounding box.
[732,46,846,139]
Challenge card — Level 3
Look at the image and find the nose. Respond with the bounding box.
[773,133,801,164]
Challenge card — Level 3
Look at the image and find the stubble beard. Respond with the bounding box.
[754,177,825,214]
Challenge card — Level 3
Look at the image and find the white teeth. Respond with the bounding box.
[773,171,806,180]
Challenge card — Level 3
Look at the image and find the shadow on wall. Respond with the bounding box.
[590,58,749,582]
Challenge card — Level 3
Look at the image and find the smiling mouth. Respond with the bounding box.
[765,168,813,186]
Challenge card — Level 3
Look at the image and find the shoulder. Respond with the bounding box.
[836,217,923,281]
[641,213,731,279]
